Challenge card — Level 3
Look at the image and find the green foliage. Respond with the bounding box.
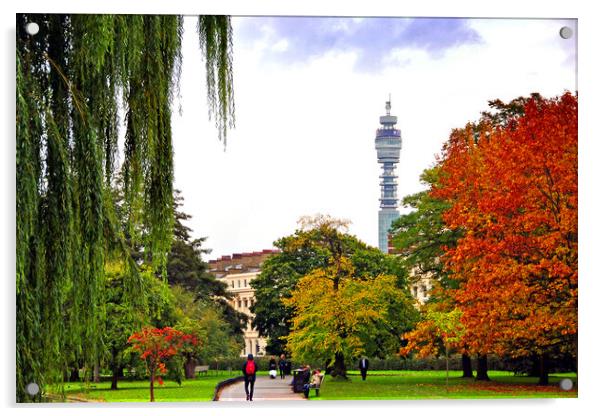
[103,262,175,389]
[16,13,235,402]
[390,167,460,286]
[427,309,464,345]
[167,191,227,299]
[266,215,418,378]
[252,215,408,355]
[286,269,417,370]
[171,286,243,364]
[197,16,235,145]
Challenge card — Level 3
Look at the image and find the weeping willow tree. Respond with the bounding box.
[16,14,234,402]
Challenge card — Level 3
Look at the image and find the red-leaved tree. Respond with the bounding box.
[128,327,198,401]
[433,92,577,384]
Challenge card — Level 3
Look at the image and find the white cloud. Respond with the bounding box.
[271,38,289,52]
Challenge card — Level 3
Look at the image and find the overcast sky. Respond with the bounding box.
[169,16,577,260]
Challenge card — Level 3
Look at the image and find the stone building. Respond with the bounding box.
[208,249,278,357]
[387,235,433,305]
[409,272,432,304]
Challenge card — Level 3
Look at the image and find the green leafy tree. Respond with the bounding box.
[16,13,235,401]
[103,262,175,390]
[252,216,409,356]
[171,286,243,378]
[390,167,474,377]
[278,215,418,379]
[428,309,464,390]
[390,167,459,285]
[168,191,215,294]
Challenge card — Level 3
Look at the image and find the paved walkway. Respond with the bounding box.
[218,375,305,401]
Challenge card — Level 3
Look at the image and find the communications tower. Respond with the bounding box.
[375,97,402,253]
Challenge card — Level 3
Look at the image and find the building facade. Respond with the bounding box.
[387,235,433,305]
[375,98,403,253]
[409,272,433,305]
[208,250,278,357]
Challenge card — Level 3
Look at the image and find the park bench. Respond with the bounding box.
[307,374,324,398]
[195,365,210,376]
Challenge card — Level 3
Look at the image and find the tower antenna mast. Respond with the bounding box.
[386,93,391,116]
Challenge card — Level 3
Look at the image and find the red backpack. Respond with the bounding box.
[245,360,256,374]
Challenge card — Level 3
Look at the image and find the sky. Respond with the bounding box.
[14,8,582,357]
[170,16,577,260]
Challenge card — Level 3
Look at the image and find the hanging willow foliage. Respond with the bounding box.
[198,15,236,145]
[16,13,235,402]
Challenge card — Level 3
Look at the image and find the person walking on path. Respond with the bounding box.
[242,354,258,401]
[359,357,369,381]
[268,356,277,379]
[278,354,287,380]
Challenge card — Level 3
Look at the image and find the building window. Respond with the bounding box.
[421,285,427,297]
[231,281,234,288]
[244,279,247,287]
[238,280,241,288]
[413,286,418,297]
[243,299,248,308]
[237,299,241,308]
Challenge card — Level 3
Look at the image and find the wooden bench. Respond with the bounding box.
[195,365,210,376]
[306,374,324,398]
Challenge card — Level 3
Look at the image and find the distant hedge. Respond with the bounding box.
[202,354,576,375]
[111,353,575,381]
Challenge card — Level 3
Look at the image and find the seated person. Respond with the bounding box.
[303,365,311,383]
[303,369,322,398]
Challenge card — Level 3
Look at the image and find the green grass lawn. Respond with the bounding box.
[61,370,247,402]
[58,370,577,402]
[313,371,577,400]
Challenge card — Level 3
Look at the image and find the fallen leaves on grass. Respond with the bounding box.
[471,382,574,393]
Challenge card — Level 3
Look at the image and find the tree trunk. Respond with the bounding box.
[445,345,449,392]
[93,361,100,382]
[475,354,490,381]
[324,361,332,375]
[150,371,155,402]
[69,367,80,382]
[574,336,578,376]
[110,348,119,390]
[538,354,549,386]
[528,353,540,377]
[184,357,197,379]
[330,352,347,379]
[111,369,119,390]
[461,353,473,378]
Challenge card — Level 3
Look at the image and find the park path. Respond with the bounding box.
[218,375,305,401]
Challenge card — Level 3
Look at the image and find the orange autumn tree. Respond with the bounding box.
[434,92,577,385]
[128,327,197,401]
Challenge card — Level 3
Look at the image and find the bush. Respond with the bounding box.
[176,354,577,376]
